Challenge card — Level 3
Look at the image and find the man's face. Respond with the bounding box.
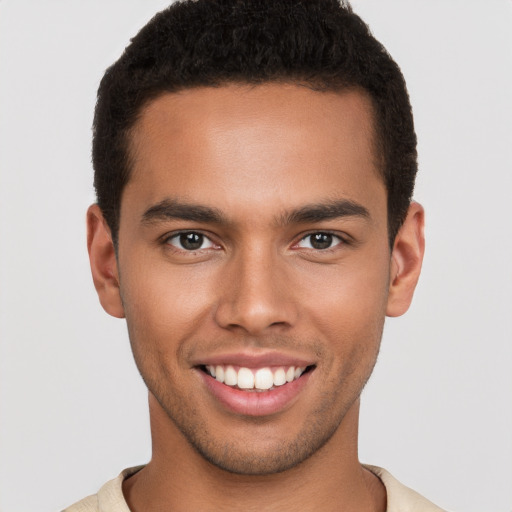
[115,84,392,474]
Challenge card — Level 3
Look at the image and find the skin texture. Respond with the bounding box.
[88,84,425,511]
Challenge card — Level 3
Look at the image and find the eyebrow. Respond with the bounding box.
[141,197,370,226]
[278,199,370,225]
[142,199,226,225]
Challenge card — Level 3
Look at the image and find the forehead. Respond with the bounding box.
[123,83,385,226]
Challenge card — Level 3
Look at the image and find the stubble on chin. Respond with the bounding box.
[143,343,380,476]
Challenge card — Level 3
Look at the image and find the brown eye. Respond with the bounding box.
[167,232,215,251]
[297,232,341,250]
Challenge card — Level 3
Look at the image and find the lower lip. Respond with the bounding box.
[199,369,313,417]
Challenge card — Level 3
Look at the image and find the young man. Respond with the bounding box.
[66,0,445,510]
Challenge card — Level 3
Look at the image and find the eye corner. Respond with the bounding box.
[294,231,349,251]
[163,230,220,252]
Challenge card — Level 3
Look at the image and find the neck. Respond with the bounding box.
[123,394,386,512]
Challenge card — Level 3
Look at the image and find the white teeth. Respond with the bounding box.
[237,367,255,389]
[273,368,286,386]
[206,364,309,390]
[255,368,274,390]
[224,365,237,386]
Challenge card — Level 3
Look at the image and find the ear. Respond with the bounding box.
[386,202,425,317]
[87,204,125,318]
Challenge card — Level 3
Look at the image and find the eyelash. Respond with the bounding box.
[294,231,347,251]
[163,230,348,253]
[164,231,219,252]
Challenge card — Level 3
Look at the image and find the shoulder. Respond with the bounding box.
[364,465,450,512]
[62,466,144,512]
[62,493,99,512]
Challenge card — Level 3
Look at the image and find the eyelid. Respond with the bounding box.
[159,229,351,253]
[163,230,221,251]
[292,230,349,250]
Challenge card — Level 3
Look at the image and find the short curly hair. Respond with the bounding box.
[93,0,417,247]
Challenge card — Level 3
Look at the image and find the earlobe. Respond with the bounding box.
[87,204,125,318]
[386,202,425,317]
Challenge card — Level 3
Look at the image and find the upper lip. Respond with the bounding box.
[191,351,316,369]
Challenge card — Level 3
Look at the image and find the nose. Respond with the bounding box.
[214,247,298,335]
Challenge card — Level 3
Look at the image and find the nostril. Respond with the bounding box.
[269,321,288,327]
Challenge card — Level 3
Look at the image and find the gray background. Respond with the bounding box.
[0,1,511,511]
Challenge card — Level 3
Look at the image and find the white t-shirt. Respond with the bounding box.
[63,464,448,512]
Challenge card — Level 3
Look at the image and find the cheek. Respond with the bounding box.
[119,254,224,366]
[299,256,390,356]
[308,279,387,402]
[301,251,390,311]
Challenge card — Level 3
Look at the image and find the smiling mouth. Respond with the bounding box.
[200,364,315,392]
